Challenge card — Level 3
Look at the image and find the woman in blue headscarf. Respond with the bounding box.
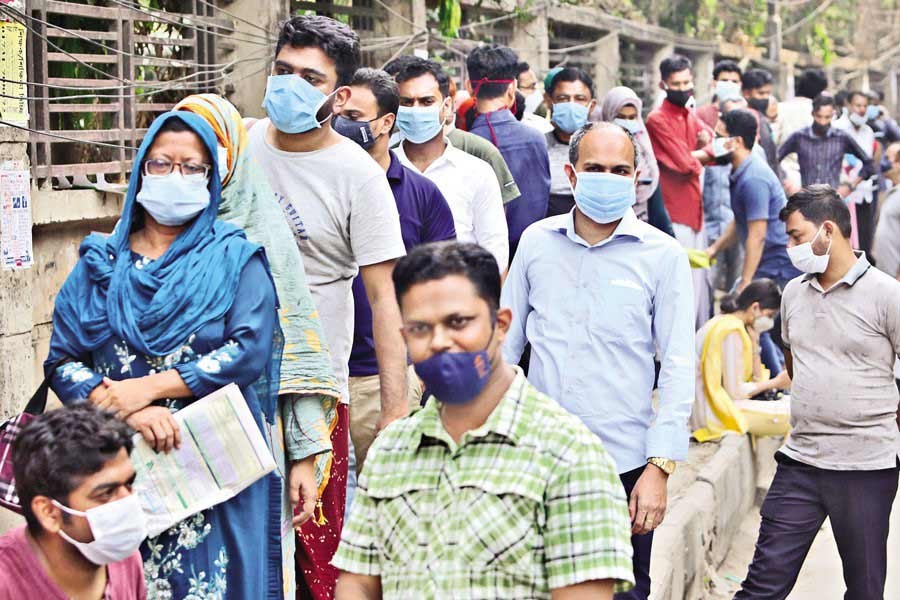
[45,111,283,599]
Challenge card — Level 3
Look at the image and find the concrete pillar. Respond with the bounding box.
[692,51,714,106]
[591,32,620,97]
[511,0,549,73]
[223,0,290,118]
[648,44,675,110]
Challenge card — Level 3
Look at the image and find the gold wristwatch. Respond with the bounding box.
[647,457,676,475]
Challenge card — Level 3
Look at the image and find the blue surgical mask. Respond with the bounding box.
[865,105,880,121]
[573,172,637,224]
[849,112,867,128]
[552,102,589,134]
[136,172,210,226]
[332,115,381,150]
[715,80,742,102]
[396,102,447,144]
[414,330,494,405]
[262,74,334,134]
[614,117,642,134]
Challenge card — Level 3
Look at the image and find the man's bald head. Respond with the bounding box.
[568,121,639,171]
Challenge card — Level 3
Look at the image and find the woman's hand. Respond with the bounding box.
[125,406,181,453]
[87,380,110,404]
[289,455,322,529]
[93,376,157,420]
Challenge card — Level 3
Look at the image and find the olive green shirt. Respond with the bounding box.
[447,128,521,205]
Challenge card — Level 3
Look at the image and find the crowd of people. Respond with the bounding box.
[1,12,899,600]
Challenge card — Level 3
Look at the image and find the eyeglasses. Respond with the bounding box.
[143,159,210,178]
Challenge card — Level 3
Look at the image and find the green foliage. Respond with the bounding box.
[438,0,462,38]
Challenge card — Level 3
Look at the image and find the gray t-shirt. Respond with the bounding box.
[248,121,406,401]
[874,186,900,279]
[781,253,900,470]
[545,131,572,197]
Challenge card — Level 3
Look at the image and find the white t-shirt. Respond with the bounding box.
[248,120,406,401]
[395,140,508,269]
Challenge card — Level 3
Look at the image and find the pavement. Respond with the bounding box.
[709,479,900,599]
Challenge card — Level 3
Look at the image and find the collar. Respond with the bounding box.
[730,153,756,182]
[472,109,516,127]
[660,98,689,116]
[805,124,837,139]
[554,207,645,247]
[395,137,458,171]
[386,150,404,183]
[803,251,871,292]
[416,366,530,450]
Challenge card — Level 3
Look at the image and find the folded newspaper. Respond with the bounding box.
[132,383,277,537]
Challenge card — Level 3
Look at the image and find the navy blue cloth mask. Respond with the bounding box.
[414,329,495,405]
[332,115,379,150]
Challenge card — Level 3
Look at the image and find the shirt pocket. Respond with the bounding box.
[455,476,543,571]
[367,473,437,565]
[589,279,649,340]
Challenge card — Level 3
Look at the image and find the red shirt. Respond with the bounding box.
[697,103,719,130]
[646,100,708,231]
[0,526,146,600]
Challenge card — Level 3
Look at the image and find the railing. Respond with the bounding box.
[12,0,232,188]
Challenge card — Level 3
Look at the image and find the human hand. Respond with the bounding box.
[126,406,181,453]
[697,129,712,147]
[289,455,320,529]
[87,380,110,404]
[837,184,852,198]
[93,376,156,420]
[704,244,719,260]
[375,409,407,436]
[629,464,668,535]
[783,180,801,196]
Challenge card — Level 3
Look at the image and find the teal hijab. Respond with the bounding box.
[54,111,265,357]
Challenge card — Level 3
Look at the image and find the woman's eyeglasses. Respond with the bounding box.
[143,159,210,178]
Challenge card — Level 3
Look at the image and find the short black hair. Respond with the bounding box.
[713,60,742,81]
[516,61,531,77]
[12,405,134,535]
[393,242,501,312]
[742,68,773,92]
[569,121,639,169]
[350,68,399,117]
[391,56,450,99]
[547,67,595,98]
[383,54,417,77]
[659,54,692,81]
[719,278,781,313]
[847,90,868,105]
[780,184,852,238]
[722,109,758,150]
[275,15,360,86]
[812,92,835,113]
[795,68,828,99]
[466,44,520,100]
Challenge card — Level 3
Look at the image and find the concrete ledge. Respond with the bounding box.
[650,434,758,600]
[32,189,124,227]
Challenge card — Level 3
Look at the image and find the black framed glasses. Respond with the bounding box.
[143,159,210,178]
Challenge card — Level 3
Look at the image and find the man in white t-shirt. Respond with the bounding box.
[389,57,509,270]
[246,14,407,600]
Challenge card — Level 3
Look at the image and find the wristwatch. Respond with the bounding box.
[647,457,676,475]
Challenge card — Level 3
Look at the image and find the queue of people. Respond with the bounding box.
[0,12,898,600]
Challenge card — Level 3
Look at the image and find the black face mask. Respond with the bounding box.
[714,154,733,166]
[748,97,770,115]
[665,88,694,108]
[811,121,830,136]
[332,115,382,150]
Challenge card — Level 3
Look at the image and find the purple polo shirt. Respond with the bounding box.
[349,151,457,377]
[470,109,551,247]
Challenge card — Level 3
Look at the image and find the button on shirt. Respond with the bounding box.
[332,368,635,598]
[501,209,696,472]
[396,139,508,269]
[470,110,551,245]
[777,125,875,189]
[781,253,900,470]
[349,151,457,377]
[729,154,801,283]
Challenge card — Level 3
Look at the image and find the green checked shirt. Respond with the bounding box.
[332,367,635,599]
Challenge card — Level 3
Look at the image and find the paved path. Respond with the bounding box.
[712,489,899,598]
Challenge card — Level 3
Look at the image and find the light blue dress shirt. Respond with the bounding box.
[501,208,695,473]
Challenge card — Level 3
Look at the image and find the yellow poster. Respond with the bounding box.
[0,21,27,125]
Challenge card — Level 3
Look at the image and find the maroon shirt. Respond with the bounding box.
[0,526,146,600]
[646,100,711,232]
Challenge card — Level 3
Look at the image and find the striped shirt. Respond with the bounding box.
[332,367,635,598]
[777,125,874,188]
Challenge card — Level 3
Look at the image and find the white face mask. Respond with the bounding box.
[753,315,775,333]
[524,90,543,115]
[786,224,832,274]
[52,494,148,565]
[136,172,211,226]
